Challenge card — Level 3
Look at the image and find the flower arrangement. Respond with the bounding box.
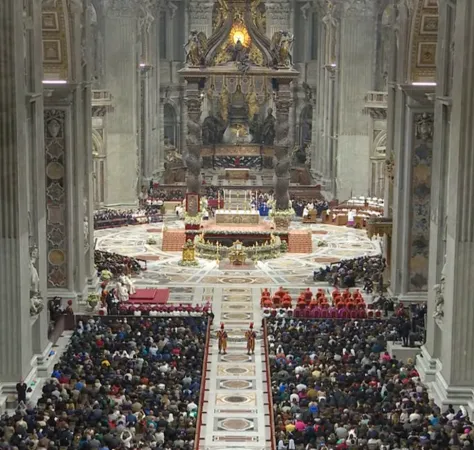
[100,269,113,281]
[147,236,158,245]
[87,294,99,311]
[280,240,288,253]
[270,207,295,218]
[184,212,203,225]
[178,260,200,267]
[187,229,288,236]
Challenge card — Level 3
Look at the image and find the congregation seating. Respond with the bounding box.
[94,208,164,230]
[313,255,385,289]
[267,318,473,450]
[95,250,144,277]
[0,317,207,450]
[260,287,380,320]
[117,303,212,317]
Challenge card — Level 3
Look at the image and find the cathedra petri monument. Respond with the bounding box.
[180,0,298,236]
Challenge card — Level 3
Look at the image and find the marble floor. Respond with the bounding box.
[95,222,382,287]
[94,222,381,448]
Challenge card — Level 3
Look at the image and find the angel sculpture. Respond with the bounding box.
[271,30,294,68]
[184,30,208,67]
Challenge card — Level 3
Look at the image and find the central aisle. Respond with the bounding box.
[197,287,273,450]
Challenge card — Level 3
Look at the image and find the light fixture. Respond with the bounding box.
[412,82,437,86]
[330,63,337,67]
[139,63,146,67]
[42,80,67,84]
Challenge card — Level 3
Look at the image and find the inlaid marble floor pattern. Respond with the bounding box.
[199,287,271,450]
[93,222,382,449]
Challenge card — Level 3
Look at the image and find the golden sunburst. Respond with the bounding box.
[230,23,250,47]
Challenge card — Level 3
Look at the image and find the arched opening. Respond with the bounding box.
[164,103,178,148]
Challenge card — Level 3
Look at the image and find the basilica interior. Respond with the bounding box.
[1,0,473,448]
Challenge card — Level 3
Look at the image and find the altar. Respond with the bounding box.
[215,209,260,225]
[225,167,250,180]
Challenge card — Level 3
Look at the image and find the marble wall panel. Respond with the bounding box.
[44,109,68,288]
[409,114,433,291]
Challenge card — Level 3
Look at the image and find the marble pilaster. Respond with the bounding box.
[336,8,375,200]
[312,25,327,183]
[423,0,453,360]
[82,0,96,283]
[139,2,161,180]
[43,0,95,302]
[418,0,474,412]
[28,0,49,353]
[0,0,34,382]
[390,86,434,301]
[103,3,140,206]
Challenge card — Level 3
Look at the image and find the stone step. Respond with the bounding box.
[287,230,312,253]
[162,229,186,251]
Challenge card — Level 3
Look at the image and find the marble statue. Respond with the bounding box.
[433,256,446,319]
[215,112,226,143]
[219,86,230,123]
[231,39,245,62]
[29,246,44,316]
[202,113,219,145]
[262,108,276,145]
[138,0,155,34]
[270,31,294,68]
[29,247,40,295]
[249,113,263,144]
[247,91,259,120]
[30,294,44,316]
[184,31,208,67]
[120,275,136,295]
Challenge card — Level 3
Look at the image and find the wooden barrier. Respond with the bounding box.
[194,318,212,450]
[263,319,276,450]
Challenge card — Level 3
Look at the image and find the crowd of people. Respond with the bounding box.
[268,318,473,450]
[0,317,207,450]
[146,185,184,202]
[293,199,329,218]
[204,186,223,199]
[94,208,163,229]
[314,256,386,290]
[95,250,143,278]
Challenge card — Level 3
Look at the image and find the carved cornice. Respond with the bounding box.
[314,0,374,20]
[397,83,435,106]
[105,0,159,18]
